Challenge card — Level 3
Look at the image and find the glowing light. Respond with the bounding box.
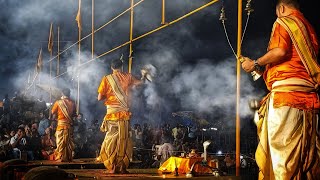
[217,151,222,155]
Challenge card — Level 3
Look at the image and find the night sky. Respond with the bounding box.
[0,0,319,127]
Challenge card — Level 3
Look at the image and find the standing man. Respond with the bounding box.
[241,0,320,179]
[51,88,76,162]
[38,112,50,136]
[97,58,145,173]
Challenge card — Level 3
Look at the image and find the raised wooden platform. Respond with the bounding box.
[7,158,104,168]
[66,169,241,179]
[0,158,247,180]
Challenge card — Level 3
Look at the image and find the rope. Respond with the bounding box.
[240,13,250,46]
[222,21,237,58]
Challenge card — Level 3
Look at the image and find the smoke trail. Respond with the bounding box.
[63,50,108,123]
[2,0,268,129]
[171,59,258,116]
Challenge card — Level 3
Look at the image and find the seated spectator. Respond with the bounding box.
[41,128,56,160]
[38,112,50,136]
[24,124,32,137]
[30,123,42,160]
[10,127,34,160]
[0,133,11,161]
[9,130,15,139]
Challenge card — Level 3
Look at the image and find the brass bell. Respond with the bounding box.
[219,7,227,21]
[245,0,254,15]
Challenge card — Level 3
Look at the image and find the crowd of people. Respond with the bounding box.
[0,92,103,162]
[0,91,237,167]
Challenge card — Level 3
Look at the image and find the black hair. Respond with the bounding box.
[62,88,71,97]
[111,59,123,70]
[277,0,300,9]
[18,127,25,132]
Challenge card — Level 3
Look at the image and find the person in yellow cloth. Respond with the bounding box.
[241,0,320,179]
[97,58,145,173]
[51,88,76,162]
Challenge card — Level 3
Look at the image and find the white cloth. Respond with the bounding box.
[158,143,174,165]
[267,93,305,179]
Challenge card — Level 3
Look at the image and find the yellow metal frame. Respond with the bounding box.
[235,0,242,176]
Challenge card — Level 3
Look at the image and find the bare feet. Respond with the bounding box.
[106,165,116,174]
[96,157,102,162]
[108,169,116,174]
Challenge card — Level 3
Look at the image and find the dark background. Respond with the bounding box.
[0,0,319,128]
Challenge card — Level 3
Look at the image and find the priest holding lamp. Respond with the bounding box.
[241,0,320,179]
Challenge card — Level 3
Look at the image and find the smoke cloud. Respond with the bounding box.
[1,0,274,129]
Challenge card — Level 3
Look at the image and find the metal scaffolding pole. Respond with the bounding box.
[92,0,95,59]
[52,0,219,80]
[128,0,134,73]
[161,0,166,25]
[236,0,242,176]
[57,26,60,77]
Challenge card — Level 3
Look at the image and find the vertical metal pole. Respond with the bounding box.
[236,0,242,176]
[77,28,81,115]
[57,26,60,77]
[50,51,52,104]
[161,0,166,25]
[38,48,41,85]
[128,0,134,73]
[92,0,95,59]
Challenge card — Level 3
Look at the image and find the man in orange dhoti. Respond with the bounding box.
[97,58,144,173]
[51,88,76,162]
[241,0,320,179]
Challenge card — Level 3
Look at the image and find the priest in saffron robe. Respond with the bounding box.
[51,88,76,162]
[241,0,320,179]
[97,58,145,173]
